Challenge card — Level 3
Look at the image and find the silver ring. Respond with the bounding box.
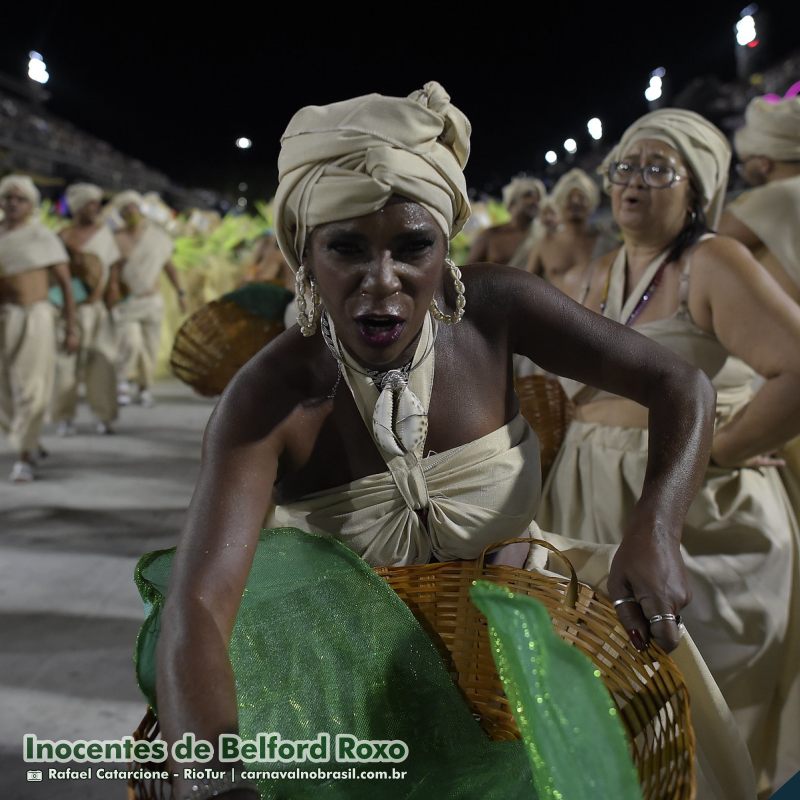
[649,613,682,625]
[613,596,637,608]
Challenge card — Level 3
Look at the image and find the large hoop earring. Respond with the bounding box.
[430,257,466,325]
[295,264,321,336]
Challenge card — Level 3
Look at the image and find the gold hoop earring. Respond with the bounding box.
[430,257,466,325]
[295,264,321,336]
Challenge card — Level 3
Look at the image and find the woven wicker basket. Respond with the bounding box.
[376,538,695,799]
[514,375,573,481]
[169,299,283,397]
[128,538,695,800]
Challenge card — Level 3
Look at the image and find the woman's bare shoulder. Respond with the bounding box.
[210,326,337,444]
[461,262,551,316]
[692,234,761,280]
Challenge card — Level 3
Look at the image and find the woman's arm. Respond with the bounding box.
[691,236,800,465]
[491,267,716,652]
[156,355,298,797]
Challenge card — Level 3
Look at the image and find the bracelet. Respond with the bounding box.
[181,776,260,799]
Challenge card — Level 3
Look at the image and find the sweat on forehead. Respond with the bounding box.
[308,201,441,243]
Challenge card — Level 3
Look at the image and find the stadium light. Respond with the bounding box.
[564,138,577,154]
[27,51,49,85]
[235,137,253,150]
[645,68,666,103]
[736,9,758,47]
[545,150,558,165]
[587,118,603,141]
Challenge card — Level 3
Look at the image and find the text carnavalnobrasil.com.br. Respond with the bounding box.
[38,766,409,782]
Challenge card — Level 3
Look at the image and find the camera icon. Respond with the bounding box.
[27,770,43,781]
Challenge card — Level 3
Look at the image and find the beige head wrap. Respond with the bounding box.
[602,108,731,227]
[111,190,144,211]
[734,96,800,162]
[551,169,600,213]
[0,175,40,207]
[66,183,103,213]
[274,81,472,271]
[502,177,546,210]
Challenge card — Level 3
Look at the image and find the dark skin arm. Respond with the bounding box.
[486,265,716,651]
[156,339,329,798]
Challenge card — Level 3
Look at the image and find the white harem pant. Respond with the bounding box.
[114,293,164,389]
[0,301,56,454]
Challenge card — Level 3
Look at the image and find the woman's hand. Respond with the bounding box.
[607,520,690,654]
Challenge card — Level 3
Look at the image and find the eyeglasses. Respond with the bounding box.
[608,161,687,189]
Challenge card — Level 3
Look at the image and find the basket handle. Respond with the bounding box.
[478,537,579,609]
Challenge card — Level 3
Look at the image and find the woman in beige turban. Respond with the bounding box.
[152,85,756,799]
[538,107,800,796]
[526,168,617,300]
[720,94,800,303]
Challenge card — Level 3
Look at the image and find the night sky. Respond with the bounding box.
[2,2,799,200]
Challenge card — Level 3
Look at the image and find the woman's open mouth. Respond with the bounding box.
[621,190,645,210]
[355,315,406,347]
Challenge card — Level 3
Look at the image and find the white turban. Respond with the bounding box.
[274,81,472,271]
[502,177,546,210]
[0,175,40,207]
[551,169,600,213]
[602,108,731,227]
[66,183,103,213]
[111,190,144,211]
[734,95,800,162]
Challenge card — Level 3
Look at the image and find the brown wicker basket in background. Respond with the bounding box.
[514,374,574,481]
[169,299,284,397]
[127,538,695,800]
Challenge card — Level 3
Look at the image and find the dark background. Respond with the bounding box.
[2,2,799,198]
